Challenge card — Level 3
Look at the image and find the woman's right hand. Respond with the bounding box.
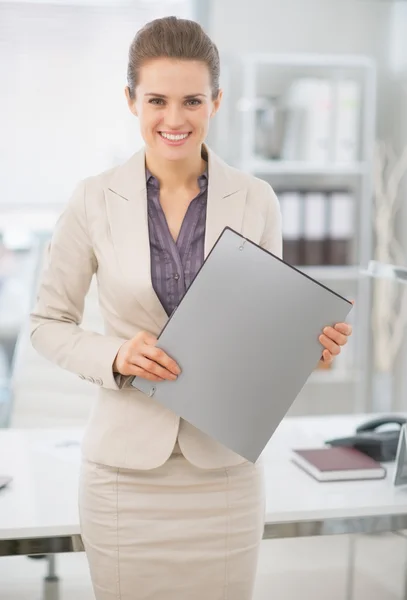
[113,331,181,382]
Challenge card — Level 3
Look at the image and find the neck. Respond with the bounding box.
[145,145,207,191]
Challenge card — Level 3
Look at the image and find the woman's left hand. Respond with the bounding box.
[319,301,354,365]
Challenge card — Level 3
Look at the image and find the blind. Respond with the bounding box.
[0,1,192,207]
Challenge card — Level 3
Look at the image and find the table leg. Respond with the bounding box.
[388,531,407,599]
[345,535,356,600]
[43,555,59,600]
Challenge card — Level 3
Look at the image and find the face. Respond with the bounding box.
[125,57,222,161]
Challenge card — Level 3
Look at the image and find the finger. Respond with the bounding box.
[319,333,341,356]
[334,322,352,336]
[135,355,178,381]
[131,365,165,382]
[119,360,165,381]
[322,349,333,364]
[322,326,348,347]
[143,345,181,376]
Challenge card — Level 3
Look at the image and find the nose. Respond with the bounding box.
[164,103,186,130]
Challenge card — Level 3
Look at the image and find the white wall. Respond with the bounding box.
[0,1,190,208]
[1,0,397,208]
[211,0,390,56]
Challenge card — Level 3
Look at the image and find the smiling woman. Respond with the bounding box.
[29,14,352,600]
[125,17,222,167]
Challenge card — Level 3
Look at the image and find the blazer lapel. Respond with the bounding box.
[106,148,168,331]
[105,145,249,330]
[204,147,248,258]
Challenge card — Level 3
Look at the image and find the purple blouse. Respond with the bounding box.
[146,168,208,316]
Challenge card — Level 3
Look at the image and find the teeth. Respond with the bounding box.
[160,132,189,141]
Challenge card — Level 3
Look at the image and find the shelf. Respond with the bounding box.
[242,159,367,177]
[231,51,376,411]
[296,265,361,282]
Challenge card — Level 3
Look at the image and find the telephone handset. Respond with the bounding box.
[326,415,407,462]
[355,415,406,433]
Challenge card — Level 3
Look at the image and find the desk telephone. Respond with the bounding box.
[326,415,407,462]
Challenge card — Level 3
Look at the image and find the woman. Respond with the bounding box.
[30,16,352,600]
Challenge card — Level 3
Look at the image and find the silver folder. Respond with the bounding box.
[132,227,353,462]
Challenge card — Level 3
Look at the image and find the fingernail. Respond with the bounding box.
[323,327,329,334]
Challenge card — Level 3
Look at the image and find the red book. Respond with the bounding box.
[291,447,386,482]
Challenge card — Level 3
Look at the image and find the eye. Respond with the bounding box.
[149,98,165,106]
[185,98,202,106]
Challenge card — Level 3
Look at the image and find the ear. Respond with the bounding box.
[125,86,138,117]
[210,89,223,118]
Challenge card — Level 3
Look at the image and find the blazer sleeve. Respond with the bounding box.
[30,180,128,391]
[259,182,283,258]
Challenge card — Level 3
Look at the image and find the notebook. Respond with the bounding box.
[131,226,353,463]
[292,447,386,482]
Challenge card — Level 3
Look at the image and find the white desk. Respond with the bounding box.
[1,413,407,558]
[2,414,407,600]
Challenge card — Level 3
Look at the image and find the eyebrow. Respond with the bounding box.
[144,93,207,99]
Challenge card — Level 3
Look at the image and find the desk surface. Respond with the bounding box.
[1,414,407,547]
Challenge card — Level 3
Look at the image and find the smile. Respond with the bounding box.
[159,131,191,143]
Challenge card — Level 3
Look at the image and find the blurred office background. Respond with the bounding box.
[1,0,407,598]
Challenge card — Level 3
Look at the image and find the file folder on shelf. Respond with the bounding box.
[131,227,353,463]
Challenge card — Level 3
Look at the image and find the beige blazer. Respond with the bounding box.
[30,146,282,470]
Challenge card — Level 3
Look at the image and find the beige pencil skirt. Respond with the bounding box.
[78,444,266,600]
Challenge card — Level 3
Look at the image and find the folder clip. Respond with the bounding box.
[238,239,247,251]
[148,386,156,397]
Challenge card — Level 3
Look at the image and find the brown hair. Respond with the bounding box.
[127,16,220,100]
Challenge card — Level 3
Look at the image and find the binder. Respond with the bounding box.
[281,78,333,163]
[131,227,353,463]
[328,192,354,265]
[303,192,328,266]
[280,191,303,265]
[333,80,361,164]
